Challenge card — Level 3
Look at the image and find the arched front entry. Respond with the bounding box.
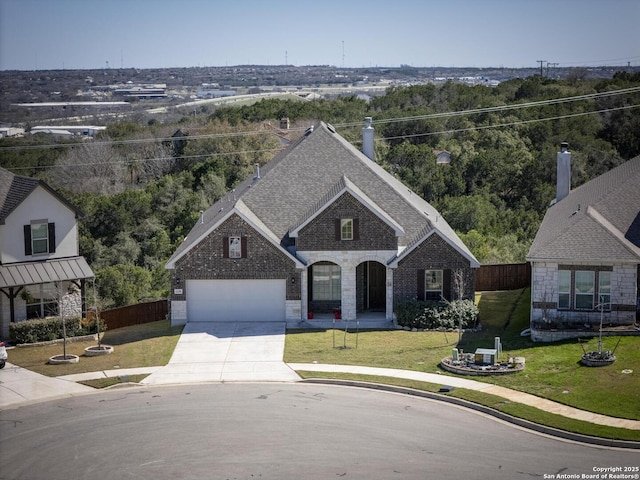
[356,261,386,313]
[307,261,341,314]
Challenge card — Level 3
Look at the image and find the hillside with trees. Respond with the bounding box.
[2,72,639,308]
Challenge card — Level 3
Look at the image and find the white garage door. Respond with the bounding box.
[186,279,286,322]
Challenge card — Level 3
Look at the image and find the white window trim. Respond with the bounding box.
[340,218,353,241]
[558,270,571,310]
[598,271,611,311]
[229,236,242,259]
[425,269,443,301]
[31,221,49,255]
[312,264,341,301]
[574,270,595,310]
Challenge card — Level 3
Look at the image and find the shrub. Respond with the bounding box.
[9,316,87,344]
[395,299,425,328]
[443,299,479,329]
[396,299,479,330]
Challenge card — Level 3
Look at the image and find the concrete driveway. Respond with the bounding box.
[142,322,299,384]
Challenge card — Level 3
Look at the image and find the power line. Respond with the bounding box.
[2,86,639,153]
[333,86,640,128]
[377,104,640,142]
[6,103,638,174]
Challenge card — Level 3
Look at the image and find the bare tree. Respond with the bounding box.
[48,142,126,194]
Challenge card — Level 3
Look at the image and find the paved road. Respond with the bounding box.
[1,383,636,480]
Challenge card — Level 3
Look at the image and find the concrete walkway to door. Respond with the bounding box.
[141,322,300,385]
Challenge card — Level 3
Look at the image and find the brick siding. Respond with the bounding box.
[296,192,397,251]
[173,214,300,301]
[394,233,475,302]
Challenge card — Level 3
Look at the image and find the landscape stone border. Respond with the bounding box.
[439,356,525,376]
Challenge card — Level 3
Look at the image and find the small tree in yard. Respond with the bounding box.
[54,281,70,360]
[453,268,465,342]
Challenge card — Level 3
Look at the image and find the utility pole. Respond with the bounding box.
[537,59,546,77]
[342,40,345,68]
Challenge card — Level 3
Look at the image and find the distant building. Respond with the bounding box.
[112,84,167,99]
[30,125,106,137]
[0,127,25,138]
[196,90,236,99]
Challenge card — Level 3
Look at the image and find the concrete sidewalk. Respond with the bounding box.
[0,363,94,409]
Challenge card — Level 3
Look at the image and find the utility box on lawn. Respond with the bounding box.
[474,348,497,366]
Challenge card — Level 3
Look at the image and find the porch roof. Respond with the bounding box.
[0,257,94,289]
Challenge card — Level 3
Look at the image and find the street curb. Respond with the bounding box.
[301,378,640,450]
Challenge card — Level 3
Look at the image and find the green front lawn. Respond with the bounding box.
[285,289,640,422]
[7,320,183,377]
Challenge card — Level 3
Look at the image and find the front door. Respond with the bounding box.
[366,262,386,311]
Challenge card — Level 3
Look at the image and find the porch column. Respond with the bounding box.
[386,268,394,321]
[341,263,357,321]
[301,269,309,320]
[80,279,87,318]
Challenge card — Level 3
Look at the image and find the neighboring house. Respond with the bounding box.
[0,167,94,340]
[527,148,640,342]
[165,121,479,327]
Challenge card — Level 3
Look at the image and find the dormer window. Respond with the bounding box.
[340,219,353,240]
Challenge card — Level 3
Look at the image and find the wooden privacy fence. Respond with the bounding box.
[99,300,168,330]
[474,262,531,291]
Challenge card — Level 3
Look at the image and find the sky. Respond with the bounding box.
[1,0,639,71]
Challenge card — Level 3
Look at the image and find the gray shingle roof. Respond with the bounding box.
[167,122,478,268]
[0,167,82,224]
[527,155,640,263]
[0,167,40,224]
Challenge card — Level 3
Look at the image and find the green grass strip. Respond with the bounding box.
[296,370,640,443]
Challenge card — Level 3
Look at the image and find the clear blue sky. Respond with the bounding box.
[1,0,639,71]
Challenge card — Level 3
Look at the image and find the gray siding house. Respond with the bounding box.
[165,121,479,327]
[527,151,640,342]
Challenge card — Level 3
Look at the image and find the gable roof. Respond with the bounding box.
[288,175,405,238]
[166,122,478,268]
[0,167,82,225]
[527,155,640,263]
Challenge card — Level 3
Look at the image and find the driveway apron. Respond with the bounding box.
[142,322,300,384]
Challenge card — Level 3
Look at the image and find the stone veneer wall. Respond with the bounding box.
[297,250,397,321]
[171,214,301,303]
[530,261,637,325]
[296,192,397,251]
[393,234,475,302]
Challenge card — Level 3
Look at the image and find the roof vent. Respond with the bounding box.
[305,125,314,135]
[327,123,336,133]
[254,163,260,180]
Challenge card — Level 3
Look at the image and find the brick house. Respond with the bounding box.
[165,121,479,327]
[527,149,640,342]
[0,167,94,340]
